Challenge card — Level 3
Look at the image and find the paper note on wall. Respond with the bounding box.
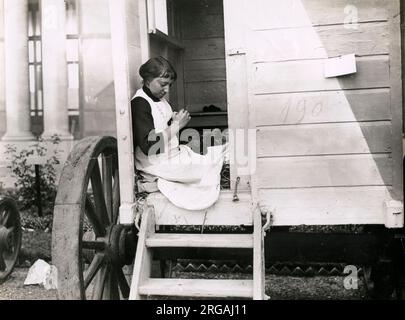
[324,54,357,78]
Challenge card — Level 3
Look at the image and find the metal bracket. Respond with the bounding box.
[134,210,142,232]
[134,199,147,232]
[233,177,241,202]
[260,206,273,235]
[226,47,247,56]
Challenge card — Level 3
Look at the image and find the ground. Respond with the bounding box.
[0,267,369,300]
[0,228,372,300]
[0,267,57,300]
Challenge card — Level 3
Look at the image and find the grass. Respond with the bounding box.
[20,229,52,264]
[18,209,53,265]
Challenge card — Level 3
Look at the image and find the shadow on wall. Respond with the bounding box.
[257,0,395,198]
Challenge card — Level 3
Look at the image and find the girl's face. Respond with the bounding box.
[146,76,174,99]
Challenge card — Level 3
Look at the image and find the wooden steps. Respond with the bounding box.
[146,233,253,248]
[139,279,253,298]
[129,198,267,300]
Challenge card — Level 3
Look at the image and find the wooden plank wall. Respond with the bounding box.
[245,0,402,225]
[180,0,227,113]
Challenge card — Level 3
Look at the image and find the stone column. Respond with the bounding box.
[41,0,73,140]
[2,0,34,141]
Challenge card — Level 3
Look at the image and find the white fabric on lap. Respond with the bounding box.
[156,144,227,210]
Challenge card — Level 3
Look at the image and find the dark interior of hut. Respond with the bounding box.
[149,0,228,152]
[148,0,230,187]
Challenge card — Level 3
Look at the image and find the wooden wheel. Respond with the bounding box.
[52,136,136,300]
[0,197,22,282]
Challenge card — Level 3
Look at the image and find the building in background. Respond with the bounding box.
[0,0,228,188]
[0,0,117,187]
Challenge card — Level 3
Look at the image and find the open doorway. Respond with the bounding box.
[149,0,228,140]
[148,0,230,187]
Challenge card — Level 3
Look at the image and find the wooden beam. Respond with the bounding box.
[253,206,266,299]
[146,233,253,248]
[251,22,389,62]
[253,56,390,95]
[129,205,155,300]
[257,154,392,189]
[258,186,389,226]
[138,279,253,298]
[108,0,150,223]
[223,0,251,192]
[257,122,392,157]
[150,191,253,226]
[388,0,404,202]
[254,89,391,126]
[153,232,381,265]
[248,0,389,30]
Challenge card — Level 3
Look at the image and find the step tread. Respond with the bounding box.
[138,279,253,298]
[148,191,253,226]
[146,233,253,248]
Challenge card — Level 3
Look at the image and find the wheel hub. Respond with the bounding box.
[105,224,137,267]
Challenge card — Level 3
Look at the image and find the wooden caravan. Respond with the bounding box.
[52,0,404,300]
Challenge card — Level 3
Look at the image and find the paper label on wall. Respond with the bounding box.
[324,54,357,78]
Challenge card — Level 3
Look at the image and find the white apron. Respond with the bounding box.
[133,88,227,210]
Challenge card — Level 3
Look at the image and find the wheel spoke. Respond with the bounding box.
[82,240,106,251]
[91,264,108,300]
[111,271,120,300]
[103,266,120,300]
[102,154,113,224]
[0,252,6,271]
[90,161,110,227]
[85,196,106,237]
[1,210,10,226]
[84,253,105,289]
[116,267,130,299]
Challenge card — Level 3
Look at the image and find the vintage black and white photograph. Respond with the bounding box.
[0,0,404,303]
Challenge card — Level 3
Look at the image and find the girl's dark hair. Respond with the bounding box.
[139,56,177,83]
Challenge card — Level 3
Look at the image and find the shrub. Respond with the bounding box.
[20,210,53,231]
[5,135,62,216]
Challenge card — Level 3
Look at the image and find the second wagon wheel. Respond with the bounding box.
[52,136,136,300]
[0,197,22,282]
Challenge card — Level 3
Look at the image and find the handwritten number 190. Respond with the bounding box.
[281,99,323,124]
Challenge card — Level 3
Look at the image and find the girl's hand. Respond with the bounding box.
[172,109,191,129]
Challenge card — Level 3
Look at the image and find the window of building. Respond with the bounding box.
[66,0,80,139]
[28,0,81,138]
[28,0,43,136]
